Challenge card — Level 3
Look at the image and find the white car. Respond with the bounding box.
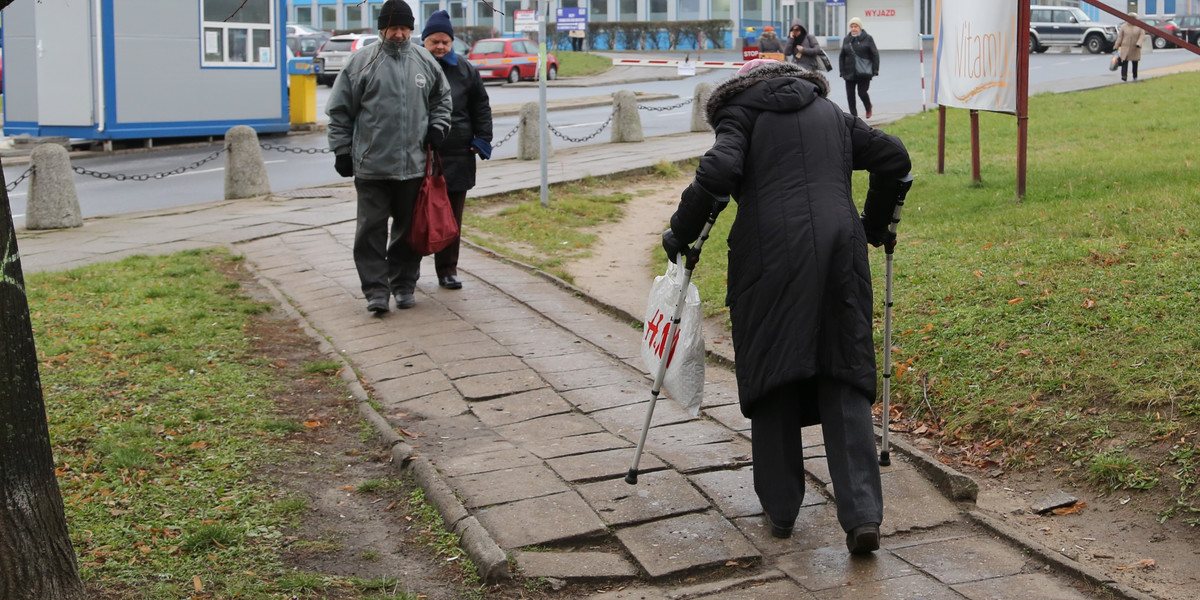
[313,33,379,86]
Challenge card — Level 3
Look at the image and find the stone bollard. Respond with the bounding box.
[517,102,552,160]
[610,90,644,143]
[224,125,271,199]
[26,144,83,230]
[691,83,714,132]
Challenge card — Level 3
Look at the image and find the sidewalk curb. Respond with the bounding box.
[967,510,1158,600]
[235,249,511,584]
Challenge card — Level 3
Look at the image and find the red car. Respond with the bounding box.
[468,38,558,83]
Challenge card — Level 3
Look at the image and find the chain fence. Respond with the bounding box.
[72,148,227,182]
[5,165,35,193]
[491,123,520,149]
[638,98,695,112]
[547,113,614,143]
[259,141,332,155]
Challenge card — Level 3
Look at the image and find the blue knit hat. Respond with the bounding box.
[422,10,454,40]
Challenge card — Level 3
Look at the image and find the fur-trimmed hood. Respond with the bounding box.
[705,61,829,126]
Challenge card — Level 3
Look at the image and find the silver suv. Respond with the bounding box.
[1030,5,1117,54]
[313,33,379,86]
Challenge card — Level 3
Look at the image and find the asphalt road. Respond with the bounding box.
[5,48,1198,224]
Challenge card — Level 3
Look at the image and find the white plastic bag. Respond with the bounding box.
[641,261,705,416]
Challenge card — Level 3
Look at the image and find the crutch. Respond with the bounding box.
[879,174,913,467]
[627,197,729,485]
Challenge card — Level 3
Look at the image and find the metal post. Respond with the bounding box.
[538,1,549,208]
[970,109,981,184]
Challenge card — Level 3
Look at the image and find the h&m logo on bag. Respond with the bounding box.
[644,310,681,367]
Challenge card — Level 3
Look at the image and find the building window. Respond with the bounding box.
[679,0,699,21]
[649,0,666,21]
[477,1,497,30]
[320,5,337,30]
[202,0,276,67]
[295,6,312,25]
[345,5,364,31]
[619,0,636,21]
[590,0,608,22]
[449,2,466,27]
[711,0,730,20]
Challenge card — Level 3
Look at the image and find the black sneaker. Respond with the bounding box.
[846,523,880,555]
[366,297,389,314]
[764,514,794,539]
[394,293,416,309]
[438,275,463,289]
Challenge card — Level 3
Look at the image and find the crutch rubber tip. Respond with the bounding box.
[879,451,891,467]
[624,470,639,485]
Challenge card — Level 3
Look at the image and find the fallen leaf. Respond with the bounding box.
[1050,501,1087,515]
[982,243,993,250]
[193,576,203,592]
[973,270,984,278]
[138,545,151,554]
[1127,559,1156,570]
[303,420,324,429]
[1083,298,1096,309]
[189,441,208,450]
[1007,297,1023,305]
[340,486,356,492]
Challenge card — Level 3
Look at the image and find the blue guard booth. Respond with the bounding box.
[2,0,290,142]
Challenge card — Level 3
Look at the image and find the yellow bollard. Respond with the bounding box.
[288,57,318,125]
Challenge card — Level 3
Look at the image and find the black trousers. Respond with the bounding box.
[750,376,883,533]
[1120,59,1139,81]
[434,189,467,279]
[353,178,423,300]
[844,79,873,117]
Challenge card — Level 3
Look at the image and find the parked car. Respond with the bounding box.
[287,23,326,37]
[1029,5,1117,54]
[1175,14,1200,45]
[313,33,379,86]
[468,38,558,83]
[288,31,331,58]
[1142,17,1185,49]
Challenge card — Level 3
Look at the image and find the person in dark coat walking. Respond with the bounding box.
[757,26,784,53]
[838,17,879,119]
[422,11,494,290]
[783,22,821,72]
[661,59,912,554]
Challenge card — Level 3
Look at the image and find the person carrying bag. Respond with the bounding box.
[838,17,880,119]
[408,149,459,256]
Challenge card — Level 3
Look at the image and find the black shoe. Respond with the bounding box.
[764,514,794,539]
[846,523,880,555]
[438,275,462,290]
[394,293,415,309]
[366,297,389,314]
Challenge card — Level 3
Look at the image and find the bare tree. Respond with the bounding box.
[0,158,87,597]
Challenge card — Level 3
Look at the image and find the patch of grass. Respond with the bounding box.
[277,571,332,593]
[356,478,403,494]
[360,549,381,561]
[275,494,309,514]
[182,523,242,553]
[302,359,342,375]
[406,488,484,599]
[554,51,613,77]
[257,418,305,433]
[1088,450,1160,491]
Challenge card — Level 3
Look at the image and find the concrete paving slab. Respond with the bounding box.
[475,491,607,549]
[563,382,652,413]
[950,572,1095,600]
[440,355,529,380]
[387,389,469,420]
[523,431,632,460]
[636,421,736,447]
[692,578,816,599]
[488,324,575,347]
[431,446,541,478]
[614,511,761,579]
[705,403,751,432]
[423,339,511,364]
[543,365,642,392]
[546,448,667,483]
[776,546,919,592]
[470,388,575,428]
[513,550,639,581]
[878,468,961,536]
[495,412,605,444]
[473,315,547,334]
[689,467,762,519]
[890,535,1031,585]
[647,438,753,474]
[508,337,593,359]
[577,470,711,526]
[451,306,537,325]
[360,354,438,382]
[524,351,623,374]
[733,502,845,558]
[371,368,454,402]
[448,464,569,508]
[454,368,547,401]
[590,397,696,438]
[810,573,966,600]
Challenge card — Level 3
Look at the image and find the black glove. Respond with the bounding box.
[661,229,690,264]
[425,126,445,152]
[861,217,895,249]
[861,173,914,249]
[334,153,353,178]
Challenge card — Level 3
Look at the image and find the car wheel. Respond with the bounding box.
[1153,35,1167,49]
[507,67,521,84]
[1028,36,1038,53]
[547,65,558,81]
[1084,34,1105,54]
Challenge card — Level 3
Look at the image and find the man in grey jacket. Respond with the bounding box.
[327,0,453,313]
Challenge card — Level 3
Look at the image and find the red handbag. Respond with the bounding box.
[408,150,459,256]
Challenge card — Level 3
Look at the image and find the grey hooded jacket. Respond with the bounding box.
[326,38,452,181]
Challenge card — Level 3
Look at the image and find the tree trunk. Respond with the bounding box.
[0,160,87,598]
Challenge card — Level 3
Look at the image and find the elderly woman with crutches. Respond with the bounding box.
[660,59,912,554]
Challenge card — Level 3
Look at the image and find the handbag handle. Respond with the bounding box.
[424,148,444,177]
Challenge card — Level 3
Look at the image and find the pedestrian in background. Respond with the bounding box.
[422,11,494,290]
[757,26,784,54]
[784,22,821,72]
[327,0,452,313]
[661,59,912,554]
[1115,12,1145,82]
[838,17,879,119]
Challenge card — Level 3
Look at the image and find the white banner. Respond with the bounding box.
[932,0,1019,113]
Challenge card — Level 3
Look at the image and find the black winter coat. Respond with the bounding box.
[839,31,879,82]
[669,62,910,419]
[435,53,493,192]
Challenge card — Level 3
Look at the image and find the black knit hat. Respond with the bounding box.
[422,10,454,40]
[378,0,415,31]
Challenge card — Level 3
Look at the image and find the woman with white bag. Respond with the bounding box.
[661,59,911,555]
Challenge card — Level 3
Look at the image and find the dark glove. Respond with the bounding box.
[861,173,914,249]
[661,229,690,264]
[334,153,353,178]
[425,126,445,152]
[861,217,895,249]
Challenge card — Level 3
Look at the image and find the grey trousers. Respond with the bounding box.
[353,178,423,300]
[750,376,883,533]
